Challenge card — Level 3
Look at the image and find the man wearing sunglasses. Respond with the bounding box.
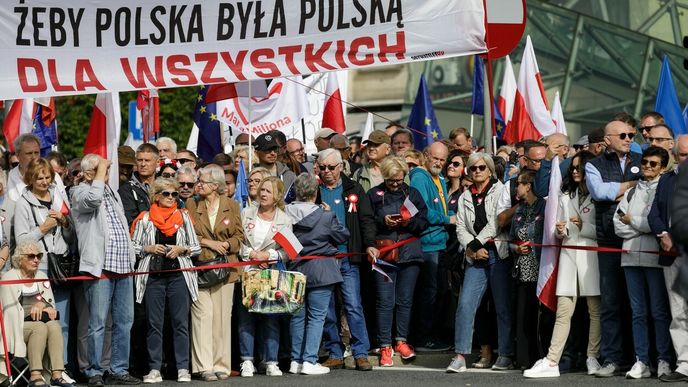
[175,149,198,170]
[176,167,197,207]
[316,148,377,372]
[584,116,643,377]
[638,111,664,148]
[254,133,296,194]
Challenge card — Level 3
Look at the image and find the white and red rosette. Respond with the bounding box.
[347,194,359,213]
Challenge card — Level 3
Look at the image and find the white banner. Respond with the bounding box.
[0,0,486,100]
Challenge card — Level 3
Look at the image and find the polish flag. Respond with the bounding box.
[273,227,304,260]
[136,89,159,142]
[504,36,556,144]
[497,55,517,125]
[83,93,121,190]
[52,189,70,216]
[361,112,375,144]
[321,72,346,134]
[537,156,562,311]
[550,91,568,135]
[204,81,269,103]
[2,99,35,152]
[399,196,419,220]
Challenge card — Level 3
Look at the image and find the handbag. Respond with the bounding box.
[241,261,306,315]
[194,255,229,288]
[28,199,78,284]
[375,239,399,263]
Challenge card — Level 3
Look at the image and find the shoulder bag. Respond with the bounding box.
[28,199,79,284]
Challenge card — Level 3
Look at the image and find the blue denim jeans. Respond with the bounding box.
[144,273,191,371]
[416,251,440,342]
[454,251,514,357]
[83,275,134,377]
[374,262,420,347]
[291,285,333,364]
[598,251,625,364]
[323,258,370,359]
[237,287,280,363]
[623,266,672,363]
[53,285,71,366]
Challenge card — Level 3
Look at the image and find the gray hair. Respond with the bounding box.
[293,173,319,201]
[318,148,343,164]
[14,134,40,154]
[197,164,226,193]
[466,152,496,178]
[81,153,101,172]
[155,137,177,153]
[11,240,43,269]
[674,135,688,155]
[176,166,197,180]
[329,134,350,146]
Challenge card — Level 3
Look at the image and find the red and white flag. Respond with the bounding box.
[52,189,70,216]
[400,196,419,221]
[273,227,304,260]
[83,93,121,190]
[2,98,35,152]
[321,72,346,134]
[136,89,159,143]
[361,112,375,144]
[551,91,568,135]
[497,55,517,125]
[504,36,556,144]
[537,156,562,311]
[205,81,269,104]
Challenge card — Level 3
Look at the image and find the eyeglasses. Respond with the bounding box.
[608,132,635,140]
[197,180,214,186]
[638,125,655,132]
[469,165,487,172]
[385,178,404,185]
[161,172,176,178]
[179,182,195,188]
[647,137,673,143]
[318,164,339,171]
[23,253,43,261]
[160,191,179,198]
[448,161,463,168]
[641,159,660,168]
[288,148,304,154]
[176,158,193,164]
[526,156,545,164]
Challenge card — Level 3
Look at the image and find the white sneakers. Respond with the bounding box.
[658,360,672,378]
[586,357,601,375]
[240,360,256,377]
[289,361,302,374]
[300,362,331,375]
[626,359,651,379]
[142,370,162,384]
[265,363,283,376]
[177,369,191,383]
[523,358,560,378]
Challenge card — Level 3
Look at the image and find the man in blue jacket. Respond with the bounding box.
[409,141,456,351]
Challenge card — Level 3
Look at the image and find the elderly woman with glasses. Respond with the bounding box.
[613,146,672,379]
[130,178,201,383]
[186,165,244,381]
[0,240,73,387]
[246,167,271,207]
[367,157,428,367]
[447,152,514,373]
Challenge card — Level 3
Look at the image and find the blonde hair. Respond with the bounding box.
[150,178,180,202]
[380,157,409,180]
[258,176,286,210]
[11,240,42,269]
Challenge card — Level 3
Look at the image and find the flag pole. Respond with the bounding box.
[248,81,253,171]
[470,114,474,138]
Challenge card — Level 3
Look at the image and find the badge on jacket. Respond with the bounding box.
[630,166,640,174]
[223,218,230,225]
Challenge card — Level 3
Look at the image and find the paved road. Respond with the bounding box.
[127,368,667,387]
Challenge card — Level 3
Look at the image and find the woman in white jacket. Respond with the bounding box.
[613,146,672,379]
[524,151,601,378]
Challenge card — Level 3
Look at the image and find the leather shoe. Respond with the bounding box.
[321,358,344,369]
[355,357,373,371]
[659,371,688,382]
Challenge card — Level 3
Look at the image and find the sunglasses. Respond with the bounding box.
[161,172,176,178]
[647,137,673,143]
[469,165,487,172]
[385,178,404,185]
[609,132,635,140]
[160,191,179,198]
[571,165,581,173]
[176,158,193,164]
[179,182,195,188]
[641,159,660,168]
[449,161,463,168]
[318,164,339,171]
[70,169,80,176]
[638,125,655,132]
[23,253,43,261]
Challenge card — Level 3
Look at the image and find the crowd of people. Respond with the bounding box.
[0,110,687,386]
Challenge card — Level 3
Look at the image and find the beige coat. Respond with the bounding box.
[239,206,292,267]
[555,191,600,297]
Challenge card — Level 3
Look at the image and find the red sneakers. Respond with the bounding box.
[394,341,416,360]
[379,346,394,367]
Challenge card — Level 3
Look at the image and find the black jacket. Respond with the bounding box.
[317,175,377,264]
[118,174,151,226]
[367,182,428,264]
[649,170,676,236]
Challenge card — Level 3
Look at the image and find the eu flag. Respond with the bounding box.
[472,55,506,138]
[193,85,223,162]
[407,74,442,150]
[655,55,688,135]
[32,99,57,156]
[234,159,249,208]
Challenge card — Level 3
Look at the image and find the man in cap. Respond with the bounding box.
[351,130,391,193]
[588,128,607,156]
[118,146,136,185]
[255,132,297,190]
[315,128,337,152]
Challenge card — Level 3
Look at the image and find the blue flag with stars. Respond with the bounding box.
[193,85,223,162]
[32,103,58,157]
[407,74,442,150]
[471,55,507,138]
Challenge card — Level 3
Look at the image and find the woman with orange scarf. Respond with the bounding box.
[130,178,201,384]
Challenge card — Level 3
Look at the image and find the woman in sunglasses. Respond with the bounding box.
[448,152,514,373]
[0,240,73,387]
[130,178,201,383]
[613,146,672,379]
[156,159,179,179]
[246,168,271,207]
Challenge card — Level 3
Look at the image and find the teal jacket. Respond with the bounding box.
[409,168,453,252]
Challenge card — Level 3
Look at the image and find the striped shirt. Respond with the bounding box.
[103,187,132,274]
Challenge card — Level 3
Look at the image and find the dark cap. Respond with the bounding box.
[254,133,281,151]
[363,130,391,145]
[588,127,605,144]
[118,146,136,166]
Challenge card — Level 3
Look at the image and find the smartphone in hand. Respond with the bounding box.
[389,214,403,222]
[616,208,625,217]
